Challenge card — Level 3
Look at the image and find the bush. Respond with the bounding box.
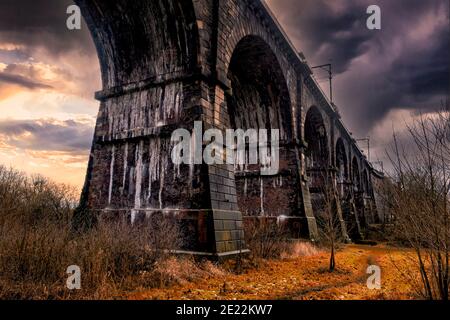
[0,165,186,299]
[244,218,290,260]
[280,241,321,259]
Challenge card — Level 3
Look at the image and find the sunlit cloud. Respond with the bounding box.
[0,118,93,189]
[0,118,94,152]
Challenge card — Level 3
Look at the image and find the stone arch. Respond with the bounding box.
[351,156,366,230]
[335,138,349,201]
[305,106,329,171]
[227,35,293,140]
[304,106,332,236]
[219,9,292,91]
[76,0,199,89]
[226,35,294,218]
[362,169,370,195]
[352,156,361,192]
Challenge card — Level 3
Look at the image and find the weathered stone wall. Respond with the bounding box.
[76,0,383,257]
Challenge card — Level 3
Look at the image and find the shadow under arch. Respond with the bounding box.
[350,156,365,237]
[226,35,293,141]
[304,106,329,194]
[76,0,199,89]
[225,35,302,235]
[335,138,349,197]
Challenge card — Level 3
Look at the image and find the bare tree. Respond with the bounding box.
[313,168,345,272]
[386,104,450,300]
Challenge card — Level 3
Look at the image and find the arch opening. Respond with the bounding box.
[335,138,348,198]
[227,36,292,139]
[352,157,361,192]
[362,170,370,195]
[78,0,199,89]
[226,35,294,219]
[352,157,366,229]
[305,106,329,193]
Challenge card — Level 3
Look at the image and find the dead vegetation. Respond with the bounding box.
[0,165,224,299]
[244,218,291,260]
[128,244,420,300]
[384,106,450,300]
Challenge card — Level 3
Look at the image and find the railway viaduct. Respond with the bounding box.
[75,0,384,258]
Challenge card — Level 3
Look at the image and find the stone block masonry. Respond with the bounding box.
[75,0,383,258]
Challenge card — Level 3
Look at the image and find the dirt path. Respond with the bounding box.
[127,245,417,300]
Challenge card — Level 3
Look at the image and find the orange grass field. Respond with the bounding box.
[126,244,419,300]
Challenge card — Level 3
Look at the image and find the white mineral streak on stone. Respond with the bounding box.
[189,128,196,190]
[108,145,115,205]
[260,177,265,215]
[107,102,112,136]
[174,91,181,122]
[244,178,248,197]
[173,140,181,180]
[134,140,144,210]
[160,83,183,124]
[273,175,283,188]
[165,86,171,123]
[131,210,137,225]
[159,145,167,210]
[147,141,154,203]
[122,142,129,195]
[147,139,161,205]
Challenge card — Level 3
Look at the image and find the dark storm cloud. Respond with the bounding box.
[267,0,449,134]
[267,0,374,73]
[0,0,94,56]
[389,27,450,101]
[342,20,450,132]
[0,119,93,153]
[0,0,447,137]
[0,72,52,89]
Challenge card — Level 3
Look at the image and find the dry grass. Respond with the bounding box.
[0,165,190,300]
[244,219,290,260]
[0,218,188,299]
[281,242,323,260]
[0,165,429,300]
[129,244,421,300]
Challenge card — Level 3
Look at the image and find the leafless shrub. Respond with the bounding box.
[384,105,450,300]
[0,166,76,228]
[280,241,322,259]
[0,165,186,299]
[312,169,346,272]
[244,218,290,260]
